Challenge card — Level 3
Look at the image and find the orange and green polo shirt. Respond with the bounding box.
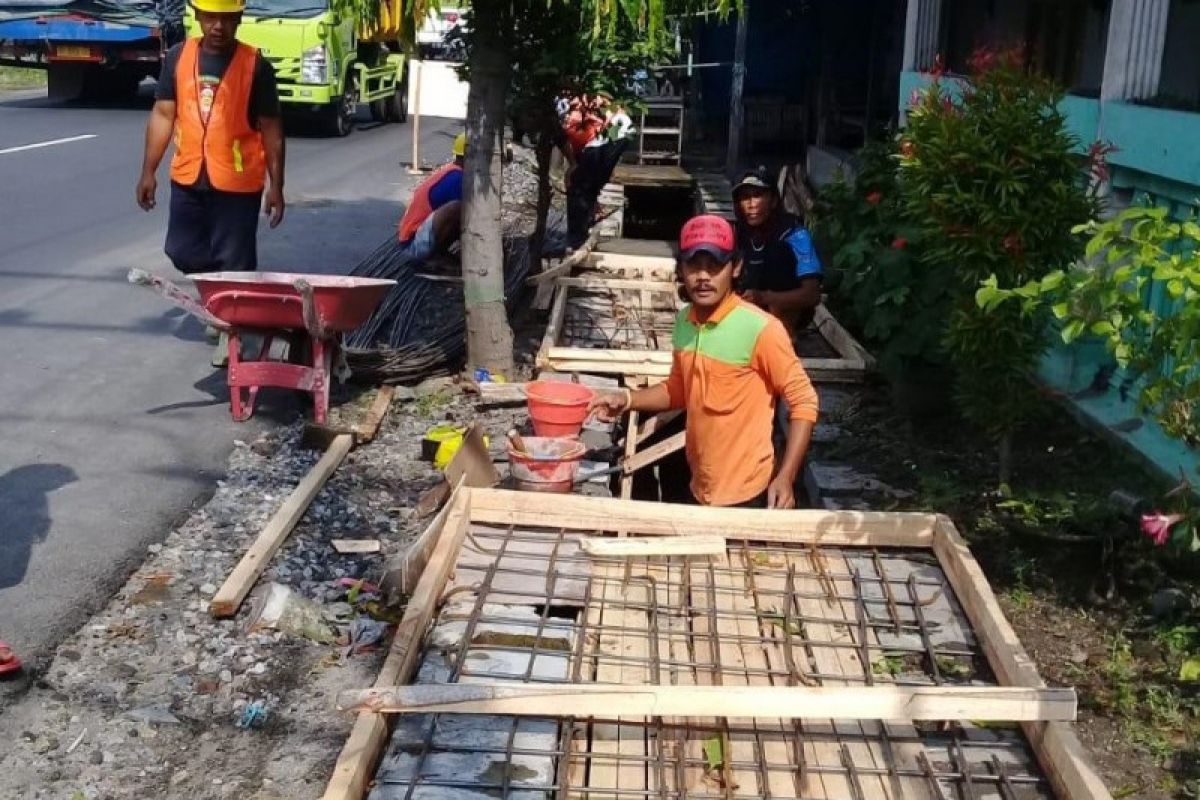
[663,293,820,506]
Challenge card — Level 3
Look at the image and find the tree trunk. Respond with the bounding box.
[461,30,514,374]
[527,132,555,268]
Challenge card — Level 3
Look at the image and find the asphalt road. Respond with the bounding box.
[0,83,459,679]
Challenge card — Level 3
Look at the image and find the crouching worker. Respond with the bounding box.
[397,133,466,260]
[589,215,819,508]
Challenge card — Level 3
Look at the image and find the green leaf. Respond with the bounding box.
[1168,279,1186,298]
[1180,656,1200,682]
[702,736,724,771]
[1050,302,1069,319]
[1089,321,1116,336]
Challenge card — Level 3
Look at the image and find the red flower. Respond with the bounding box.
[891,237,908,250]
[1141,512,1184,547]
[968,47,997,74]
[1002,233,1023,254]
[1087,140,1119,183]
[866,191,883,206]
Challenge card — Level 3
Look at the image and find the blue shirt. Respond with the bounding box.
[737,213,823,293]
[427,168,463,210]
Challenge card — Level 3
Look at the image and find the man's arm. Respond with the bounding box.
[754,320,820,508]
[589,350,685,422]
[137,99,176,211]
[759,276,822,315]
[260,115,286,228]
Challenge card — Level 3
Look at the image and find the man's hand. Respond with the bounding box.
[264,185,285,229]
[136,172,157,211]
[766,474,796,509]
[587,389,629,423]
[741,289,773,308]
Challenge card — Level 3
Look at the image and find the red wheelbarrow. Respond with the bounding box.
[129,269,394,424]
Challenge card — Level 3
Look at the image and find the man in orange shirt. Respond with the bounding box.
[590,215,819,508]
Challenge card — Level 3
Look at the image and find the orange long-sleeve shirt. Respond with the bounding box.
[663,293,819,506]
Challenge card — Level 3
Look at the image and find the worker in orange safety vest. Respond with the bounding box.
[136,0,285,276]
[397,132,466,262]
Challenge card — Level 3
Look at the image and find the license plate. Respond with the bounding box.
[55,45,94,60]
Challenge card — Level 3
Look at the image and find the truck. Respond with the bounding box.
[185,0,409,137]
[0,0,163,100]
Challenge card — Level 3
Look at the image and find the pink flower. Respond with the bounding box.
[866,191,883,206]
[924,54,946,80]
[1141,512,1184,546]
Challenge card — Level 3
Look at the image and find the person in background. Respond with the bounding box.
[137,0,285,275]
[732,167,823,332]
[397,132,467,261]
[589,215,819,509]
[563,93,635,249]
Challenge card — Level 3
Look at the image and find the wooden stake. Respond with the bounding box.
[336,683,1077,723]
[622,430,685,474]
[210,433,354,618]
[353,385,396,444]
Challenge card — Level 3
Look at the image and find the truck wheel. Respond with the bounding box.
[47,64,86,101]
[387,81,408,123]
[323,78,356,137]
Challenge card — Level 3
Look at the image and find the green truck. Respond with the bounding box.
[186,0,408,136]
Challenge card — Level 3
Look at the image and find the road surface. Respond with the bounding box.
[0,84,459,680]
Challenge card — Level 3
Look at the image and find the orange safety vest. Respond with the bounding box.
[398,162,462,243]
[170,38,267,193]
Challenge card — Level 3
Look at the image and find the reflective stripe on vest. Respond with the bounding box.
[398,162,461,243]
[169,38,267,193]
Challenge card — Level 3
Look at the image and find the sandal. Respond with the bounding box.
[0,639,23,676]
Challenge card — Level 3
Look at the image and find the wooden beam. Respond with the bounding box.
[813,304,875,369]
[547,347,673,365]
[322,489,472,800]
[588,252,676,274]
[579,534,726,557]
[623,430,685,474]
[337,683,1077,723]
[467,489,937,547]
[210,433,354,619]
[932,517,1112,800]
[619,409,638,501]
[635,410,683,445]
[536,284,570,370]
[527,232,599,285]
[556,276,679,294]
[542,358,673,378]
[353,385,395,444]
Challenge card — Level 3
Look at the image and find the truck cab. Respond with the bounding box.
[185,0,406,136]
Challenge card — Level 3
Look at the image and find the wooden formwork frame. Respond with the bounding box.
[323,488,1110,800]
[536,255,875,383]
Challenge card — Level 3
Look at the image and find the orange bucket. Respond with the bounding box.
[525,381,596,437]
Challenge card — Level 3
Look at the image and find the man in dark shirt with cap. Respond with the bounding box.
[732,167,823,332]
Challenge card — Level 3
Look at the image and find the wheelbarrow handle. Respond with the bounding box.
[292,278,329,340]
[127,268,232,332]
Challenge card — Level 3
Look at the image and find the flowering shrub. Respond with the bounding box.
[899,47,1100,483]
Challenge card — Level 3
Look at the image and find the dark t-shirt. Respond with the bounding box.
[736,212,824,293]
[156,42,279,190]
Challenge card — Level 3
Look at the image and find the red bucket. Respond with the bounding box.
[525,381,596,437]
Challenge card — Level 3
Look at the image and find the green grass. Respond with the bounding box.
[0,65,47,89]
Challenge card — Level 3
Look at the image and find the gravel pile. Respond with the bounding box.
[0,384,532,800]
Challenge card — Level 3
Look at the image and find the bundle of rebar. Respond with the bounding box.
[344,215,564,384]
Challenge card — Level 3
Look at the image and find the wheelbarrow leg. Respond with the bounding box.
[310,336,332,425]
[227,329,262,422]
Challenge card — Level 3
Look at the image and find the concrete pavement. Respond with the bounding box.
[0,84,460,680]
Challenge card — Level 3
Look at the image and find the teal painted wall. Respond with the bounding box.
[1103,102,1200,190]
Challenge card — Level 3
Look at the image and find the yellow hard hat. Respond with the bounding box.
[190,0,245,13]
[452,133,467,157]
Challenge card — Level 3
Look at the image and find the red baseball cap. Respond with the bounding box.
[679,215,736,264]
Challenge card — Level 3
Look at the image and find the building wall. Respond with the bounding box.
[1158,0,1200,107]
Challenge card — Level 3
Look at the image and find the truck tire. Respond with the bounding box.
[387,80,408,123]
[47,64,86,101]
[82,67,141,102]
[322,77,356,137]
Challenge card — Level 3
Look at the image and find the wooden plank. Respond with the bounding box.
[557,276,680,294]
[544,358,673,378]
[932,517,1112,800]
[580,535,726,558]
[536,283,570,369]
[635,410,683,445]
[354,385,395,443]
[210,433,354,618]
[443,422,500,489]
[331,539,382,554]
[527,231,599,285]
[623,430,685,474]
[620,409,639,500]
[548,347,673,365]
[813,304,875,369]
[336,683,1076,721]
[321,489,472,800]
[467,489,938,547]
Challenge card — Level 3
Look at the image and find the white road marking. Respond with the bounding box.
[0,134,97,155]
